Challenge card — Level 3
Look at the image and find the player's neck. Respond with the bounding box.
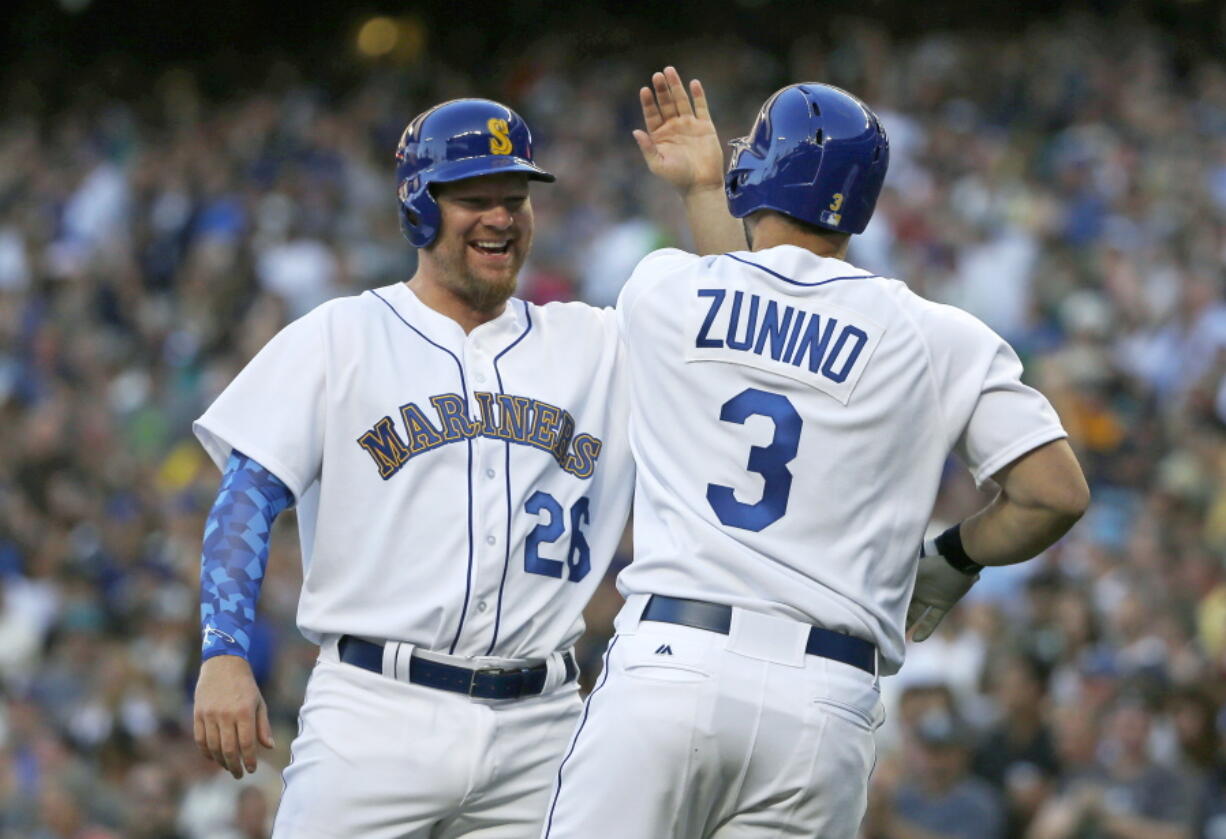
[406,274,508,334]
[749,214,850,260]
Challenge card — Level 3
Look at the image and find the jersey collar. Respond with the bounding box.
[723,245,878,287]
[384,282,528,347]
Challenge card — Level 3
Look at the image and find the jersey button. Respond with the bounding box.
[485,468,496,479]
[485,535,496,545]
[477,601,488,612]
[474,372,487,384]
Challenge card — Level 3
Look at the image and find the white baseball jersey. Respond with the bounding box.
[615,245,1067,675]
[194,282,633,660]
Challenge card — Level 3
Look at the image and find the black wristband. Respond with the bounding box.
[934,524,984,576]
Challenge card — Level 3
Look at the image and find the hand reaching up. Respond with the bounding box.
[634,66,727,195]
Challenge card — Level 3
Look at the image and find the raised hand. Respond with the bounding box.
[634,66,727,194]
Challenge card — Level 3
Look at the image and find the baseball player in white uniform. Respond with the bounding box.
[542,84,1090,839]
[190,69,743,839]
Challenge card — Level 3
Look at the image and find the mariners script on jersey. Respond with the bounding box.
[616,246,1066,674]
[194,284,633,660]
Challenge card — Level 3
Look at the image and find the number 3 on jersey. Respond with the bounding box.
[706,388,802,532]
[524,492,591,582]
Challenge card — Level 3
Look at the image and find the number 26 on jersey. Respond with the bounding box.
[524,492,591,582]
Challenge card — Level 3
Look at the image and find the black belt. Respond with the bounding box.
[641,595,877,675]
[338,636,578,700]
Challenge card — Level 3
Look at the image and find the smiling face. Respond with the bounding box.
[422,173,534,314]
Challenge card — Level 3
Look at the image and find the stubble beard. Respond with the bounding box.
[434,246,520,314]
[460,268,517,313]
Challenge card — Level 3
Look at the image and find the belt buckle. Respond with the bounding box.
[467,665,515,697]
[467,666,496,696]
[468,665,535,698]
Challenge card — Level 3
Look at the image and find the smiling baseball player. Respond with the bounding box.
[542,83,1090,839]
[191,68,742,839]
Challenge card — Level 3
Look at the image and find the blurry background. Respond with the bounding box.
[2,0,1226,837]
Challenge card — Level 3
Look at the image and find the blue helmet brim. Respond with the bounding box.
[424,155,556,186]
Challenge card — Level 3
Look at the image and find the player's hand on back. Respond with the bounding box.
[634,66,727,194]
[905,540,979,642]
[194,655,276,779]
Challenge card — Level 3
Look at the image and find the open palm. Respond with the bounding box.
[634,67,727,193]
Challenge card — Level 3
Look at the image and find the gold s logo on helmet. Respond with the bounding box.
[488,118,513,155]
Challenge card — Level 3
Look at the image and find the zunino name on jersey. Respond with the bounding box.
[356,391,603,480]
[687,288,884,404]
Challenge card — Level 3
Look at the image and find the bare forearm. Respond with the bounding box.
[960,491,1082,567]
[957,439,1089,567]
[633,67,744,254]
[684,185,747,254]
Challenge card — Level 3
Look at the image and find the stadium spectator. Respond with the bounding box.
[1029,694,1194,839]
[866,708,1006,839]
[973,654,1061,839]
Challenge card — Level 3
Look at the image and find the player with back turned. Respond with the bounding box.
[189,69,744,838]
[542,84,1090,839]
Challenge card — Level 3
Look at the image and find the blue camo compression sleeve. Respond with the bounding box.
[200,450,294,661]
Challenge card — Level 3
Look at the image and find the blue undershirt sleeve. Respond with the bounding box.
[200,450,295,661]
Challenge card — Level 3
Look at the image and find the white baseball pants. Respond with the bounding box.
[272,641,582,839]
[542,596,884,839]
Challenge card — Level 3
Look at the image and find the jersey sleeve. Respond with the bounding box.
[953,325,1067,488]
[616,247,699,332]
[200,450,293,661]
[193,310,327,498]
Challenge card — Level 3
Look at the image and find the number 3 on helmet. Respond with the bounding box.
[725,83,889,236]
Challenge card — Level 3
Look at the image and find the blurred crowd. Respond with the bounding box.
[1,10,1225,839]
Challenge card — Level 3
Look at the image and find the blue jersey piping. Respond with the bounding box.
[723,252,880,287]
[368,288,476,655]
[486,299,535,655]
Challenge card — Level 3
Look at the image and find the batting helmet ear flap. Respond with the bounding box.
[395,98,555,248]
[398,175,444,248]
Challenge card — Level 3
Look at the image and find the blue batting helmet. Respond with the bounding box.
[725,83,889,235]
[395,98,555,247]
